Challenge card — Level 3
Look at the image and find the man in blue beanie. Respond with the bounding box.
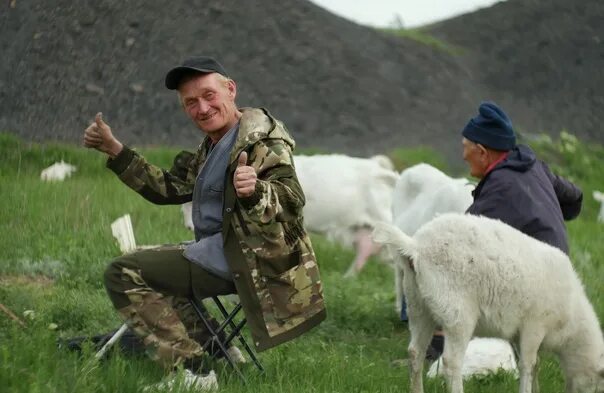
[462,101,582,254]
[425,102,584,362]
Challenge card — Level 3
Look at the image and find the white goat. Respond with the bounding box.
[40,160,76,181]
[373,213,604,393]
[392,163,473,311]
[427,337,518,379]
[594,191,604,223]
[294,154,398,276]
[179,154,397,276]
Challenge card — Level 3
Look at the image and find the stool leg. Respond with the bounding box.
[189,297,247,383]
[212,297,264,372]
[94,323,129,360]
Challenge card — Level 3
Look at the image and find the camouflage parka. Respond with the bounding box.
[106,107,326,351]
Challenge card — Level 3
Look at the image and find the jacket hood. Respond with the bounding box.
[495,144,536,173]
[230,107,295,162]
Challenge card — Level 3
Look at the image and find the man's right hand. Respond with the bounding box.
[83,112,123,158]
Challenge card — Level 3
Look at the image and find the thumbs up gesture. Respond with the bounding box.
[83,112,123,158]
[234,151,257,198]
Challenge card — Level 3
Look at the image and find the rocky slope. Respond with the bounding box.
[1,0,601,166]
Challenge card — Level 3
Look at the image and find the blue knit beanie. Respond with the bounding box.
[462,102,516,151]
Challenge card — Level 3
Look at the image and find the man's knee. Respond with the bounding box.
[103,256,140,309]
[103,257,126,289]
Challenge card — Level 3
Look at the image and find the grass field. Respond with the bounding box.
[0,132,602,393]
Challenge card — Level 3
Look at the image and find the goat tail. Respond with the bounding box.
[372,222,416,259]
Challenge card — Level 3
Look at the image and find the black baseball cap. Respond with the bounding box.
[165,56,228,90]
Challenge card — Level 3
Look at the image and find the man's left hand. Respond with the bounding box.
[234,152,257,198]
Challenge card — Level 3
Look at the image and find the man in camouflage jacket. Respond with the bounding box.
[83,56,326,372]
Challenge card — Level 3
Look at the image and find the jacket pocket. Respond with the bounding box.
[259,248,300,277]
[262,258,313,321]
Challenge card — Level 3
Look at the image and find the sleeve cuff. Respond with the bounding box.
[238,182,264,210]
[106,145,135,175]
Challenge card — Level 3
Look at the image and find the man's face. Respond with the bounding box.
[178,73,238,139]
[462,137,488,178]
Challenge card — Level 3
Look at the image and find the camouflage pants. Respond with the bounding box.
[103,245,236,369]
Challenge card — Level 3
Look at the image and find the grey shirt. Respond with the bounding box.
[183,124,239,280]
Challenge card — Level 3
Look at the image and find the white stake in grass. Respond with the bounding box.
[110,214,137,254]
[593,191,604,223]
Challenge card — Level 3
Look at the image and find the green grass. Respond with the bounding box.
[387,145,450,173]
[0,132,602,392]
[381,28,461,56]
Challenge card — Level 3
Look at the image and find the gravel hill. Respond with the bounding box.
[1,0,601,166]
[429,0,604,143]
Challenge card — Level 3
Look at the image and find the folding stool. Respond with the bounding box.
[189,295,264,383]
[104,217,263,380]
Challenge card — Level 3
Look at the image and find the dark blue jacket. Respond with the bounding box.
[466,144,582,254]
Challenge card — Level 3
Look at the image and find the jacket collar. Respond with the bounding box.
[196,107,295,165]
[229,107,295,163]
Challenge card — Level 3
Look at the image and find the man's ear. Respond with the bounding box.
[476,143,488,157]
[227,79,237,98]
